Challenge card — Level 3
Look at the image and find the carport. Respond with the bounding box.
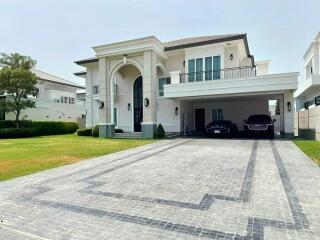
[164,72,298,138]
[179,92,284,135]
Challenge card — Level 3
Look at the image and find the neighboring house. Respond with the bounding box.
[1,69,86,122]
[294,32,320,140]
[294,32,320,110]
[74,33,298,138]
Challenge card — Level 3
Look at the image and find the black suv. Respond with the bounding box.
[205,120,238,137]
[244,114,275,139]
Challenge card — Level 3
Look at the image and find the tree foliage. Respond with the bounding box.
[0,53,38,128]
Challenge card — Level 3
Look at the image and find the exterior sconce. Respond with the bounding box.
[230,54,233,60]
[175,106,179,115]
[99,101,104,109]
[183,61,185,67]
[287,101,291,112]
[123,54,127,64]
[127,103,131,111]
[144,98,150,107]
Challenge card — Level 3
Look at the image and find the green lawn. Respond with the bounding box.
[294,140,320,166]
[0,134,155,181]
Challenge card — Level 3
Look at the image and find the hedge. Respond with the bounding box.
[0,128,36,138]
[92,125,99,137]
[0,120,79,138]
[77,128,92,136]
[31,121,78,136]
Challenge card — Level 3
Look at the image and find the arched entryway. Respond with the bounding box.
[133,76,143,132]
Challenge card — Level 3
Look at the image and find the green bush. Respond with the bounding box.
[32,121,79,136]
[115,128,124,133]
[156,124,165,138]
[0,120,79,138]
[92,125,99,137]
[0,120,32,129]
[77,128,92,136]
[0,128,36,138]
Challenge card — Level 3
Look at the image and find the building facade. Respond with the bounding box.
[294,32,320,111]
[2,69,86,122]
[294,32,320,140]
[75,34,298,138]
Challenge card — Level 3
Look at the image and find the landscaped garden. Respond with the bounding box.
[0,134,154,181]
[294,140,320,166]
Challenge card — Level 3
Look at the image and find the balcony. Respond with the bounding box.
[164,71,298,99]
[179,66,256,83]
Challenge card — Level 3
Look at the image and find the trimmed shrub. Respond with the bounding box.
[77,128,92,136]
[0,120,32,129]
[0,120,79,138]
[156,124,165,139]
[32,121,79,136]
[92,125,99,137]
[0,128,36,138]
[115,128,124,133]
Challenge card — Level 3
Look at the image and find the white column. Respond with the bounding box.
[284,90,294,138]
[98,57,111,124]
[85,66,93,128]
[170,71,181,84]
[142,50,157,123]
[141,50,157,138]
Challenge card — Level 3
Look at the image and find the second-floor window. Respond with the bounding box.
[159,77,171,96]
[188,56,221,82]
[93,85,99,94]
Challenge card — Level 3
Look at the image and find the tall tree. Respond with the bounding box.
[0,53,38,128]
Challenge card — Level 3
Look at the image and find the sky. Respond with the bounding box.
[0,0,319,86]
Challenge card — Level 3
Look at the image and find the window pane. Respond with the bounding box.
[212,109,224,121]
[159,78,166,96]
[188,59,195,82]
[205,57,212,80]
[217,109,224,120]
[196,58,203,81]
[213,56,221,80]
[212,109,217,121]
[166,77,171,84]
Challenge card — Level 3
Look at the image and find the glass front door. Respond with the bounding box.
[133,76,143,132]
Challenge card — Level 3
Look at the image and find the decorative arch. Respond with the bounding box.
[108,58,144,129]
[155,63,167,76]
[109,58,144,81]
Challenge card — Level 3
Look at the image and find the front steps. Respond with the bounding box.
[114,132,142,139]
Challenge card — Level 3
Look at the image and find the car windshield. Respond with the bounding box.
[247,115,271,123]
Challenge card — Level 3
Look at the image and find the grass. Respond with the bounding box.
[293,140,320,166]
[0,134,155,181]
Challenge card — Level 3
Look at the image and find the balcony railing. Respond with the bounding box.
[179,66,256,83]
[304,95,320,109]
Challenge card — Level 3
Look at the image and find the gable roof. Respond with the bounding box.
[163,33,246,51]
[75,33,254,66]
[32,69,85,89]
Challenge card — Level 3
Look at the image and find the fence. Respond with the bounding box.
[294,105,320,140]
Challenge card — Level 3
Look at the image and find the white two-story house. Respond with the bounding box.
[294,32,320,110]
[75,33,298,138]
[1,69,86,122]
